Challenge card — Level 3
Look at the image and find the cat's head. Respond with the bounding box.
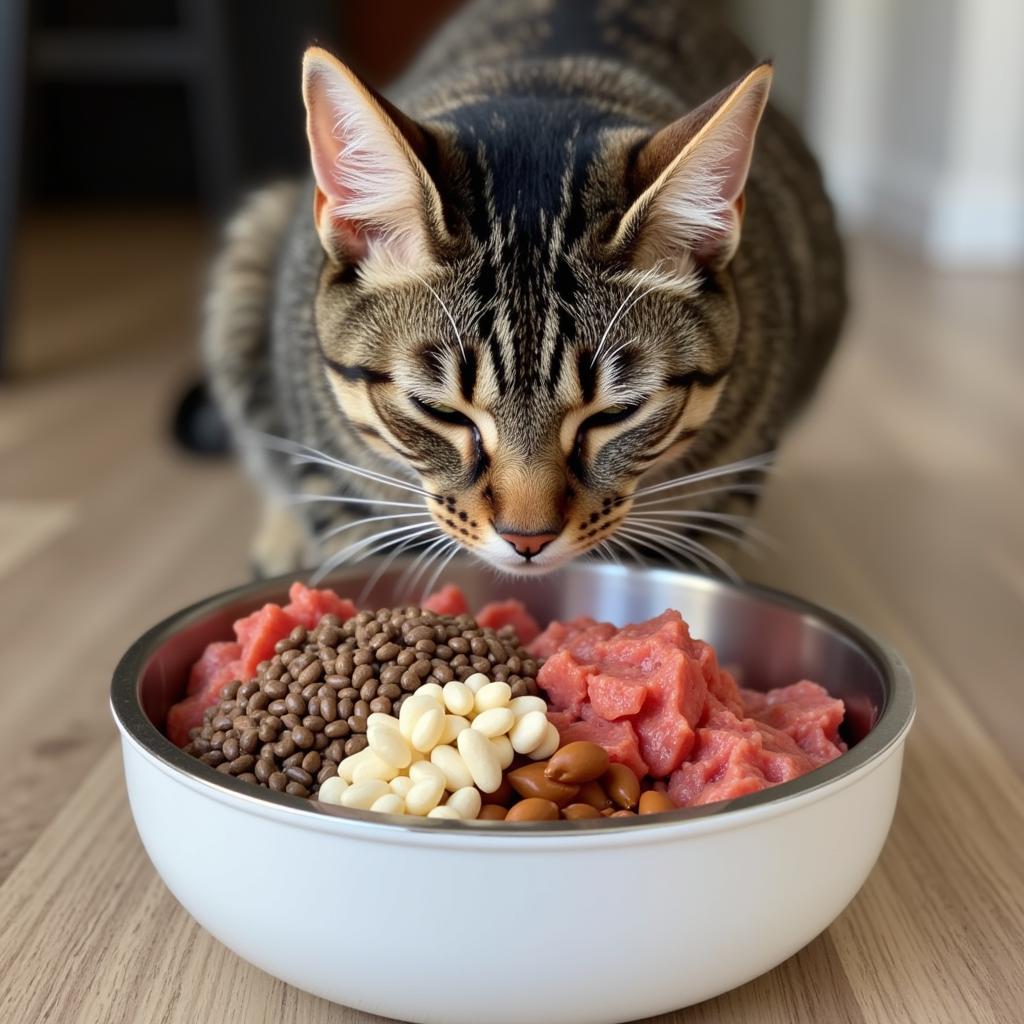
[301,48,771,575]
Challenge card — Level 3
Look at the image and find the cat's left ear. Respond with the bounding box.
[302,47,449,270]
[611,63,772,274]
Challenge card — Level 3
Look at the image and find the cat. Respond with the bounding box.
[204,0,845,584]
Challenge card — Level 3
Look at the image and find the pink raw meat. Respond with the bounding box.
[556,707,650,779]
[422,584,469,616]
[476,599,540,645]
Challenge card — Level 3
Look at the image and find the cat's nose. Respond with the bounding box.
[496,529,560,559]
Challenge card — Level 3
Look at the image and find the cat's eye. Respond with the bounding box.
[579,402,642,431]
[412,396,474,428]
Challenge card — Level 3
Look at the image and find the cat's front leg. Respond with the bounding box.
[250,500,313,579]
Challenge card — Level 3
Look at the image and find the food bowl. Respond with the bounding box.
[111,561,914,1024]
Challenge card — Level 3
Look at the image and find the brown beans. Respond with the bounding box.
[477,804,509,821]
[639,790,677,815]
[506,763,579,806]
[562,802,602,820]
[545,741,609,785]
[505,798,561,822]
[576,780,612,811]
[603,764,641,810]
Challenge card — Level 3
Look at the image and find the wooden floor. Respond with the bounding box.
[0,213,1021,1024]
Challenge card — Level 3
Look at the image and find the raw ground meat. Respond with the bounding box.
[534,609,847,807]
[166,583,356,746]
[421,584,469,616]
[476,599,541,645]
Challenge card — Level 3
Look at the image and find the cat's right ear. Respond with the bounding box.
[302,48,447,270]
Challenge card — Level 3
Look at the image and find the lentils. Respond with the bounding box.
[184,604,542,800]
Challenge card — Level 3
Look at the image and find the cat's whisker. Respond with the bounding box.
[421,540,462,602]
[628,481,764,511]
[315,511,433,545]
[397,533,455,597]
[631,452,775,499]
[310,521,439,585]
[358,531,430,605]
[624,515,762,557]
[626,508,776,550]
[604,531,650,570]
[591,268,662,366]
[616,525,712,577]
[247,431,437,499]
[283,493,429,511]
[413,273,466,360]
[617,522,742,582]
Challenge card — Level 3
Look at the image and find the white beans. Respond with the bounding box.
[427,805,461,820]
[510,709,549,754]
[475,681,513,713]
[490,735,515,769]
[438,714,470,745]
[431,744,475,791]
[389,776,415,799]
[351,753,399,783]
[442,680,475,716]
[399,695,439,740]
[530,722,561,760]
[457,727,503,793]
[411,707,446,752]
[405,777,445,816]
[408,760,446,787]
[367,725,412,768]
[464,672,491,694]
[471,706,516,738]
[317,777,349,804]
[341,779,390,809]
[509,695,548,719]
[370,793,406,815]
[416,682,445,705]
[446,786,482,820]
[332,670,556,819]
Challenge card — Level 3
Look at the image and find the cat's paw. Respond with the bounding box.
[250,502,311,578]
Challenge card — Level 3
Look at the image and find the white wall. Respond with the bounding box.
[806,0,1024,267]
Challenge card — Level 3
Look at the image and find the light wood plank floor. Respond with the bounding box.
[0,213,1021,1023]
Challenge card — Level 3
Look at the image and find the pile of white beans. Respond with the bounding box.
[317,673,559,819]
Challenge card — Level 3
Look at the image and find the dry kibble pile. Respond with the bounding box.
[183,606,540,799]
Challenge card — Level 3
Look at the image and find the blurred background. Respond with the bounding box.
[0,0,1021,881]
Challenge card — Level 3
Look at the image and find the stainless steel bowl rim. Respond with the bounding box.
[111,562,915,840]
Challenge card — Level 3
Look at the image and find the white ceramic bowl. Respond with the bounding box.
[111,562,914,1024]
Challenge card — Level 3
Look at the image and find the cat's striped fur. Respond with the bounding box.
[205,0,845,579]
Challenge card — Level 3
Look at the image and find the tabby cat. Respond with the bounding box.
[205,0,845,583]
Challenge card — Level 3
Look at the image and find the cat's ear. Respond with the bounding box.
[612,63,772,274]
[302,47,447,269]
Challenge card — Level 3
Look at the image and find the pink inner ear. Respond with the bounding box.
[329,215,370,263]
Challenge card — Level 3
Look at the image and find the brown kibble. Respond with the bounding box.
[183,601,547,806]
[506,762,579,806]
[505,798,560,822]
[610,809,637,818]
[562,802,602,820]
[477,804,508,821]
[603,763,641,810]
[291,726,315,750]
[639,790,677,815]
[545,741,609,785]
